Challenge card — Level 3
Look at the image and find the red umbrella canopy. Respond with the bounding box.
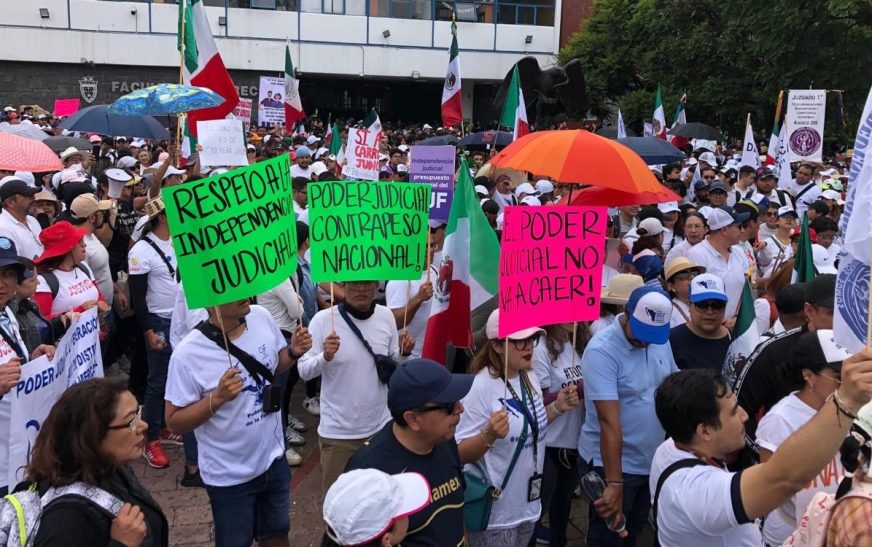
[0,132,63,172]
[558,185,682,207]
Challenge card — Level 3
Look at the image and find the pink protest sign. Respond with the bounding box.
[53,98,80,117]
[498,205,608,337]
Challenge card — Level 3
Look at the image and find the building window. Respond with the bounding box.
[497,0,553,26]
[376,0,432,19]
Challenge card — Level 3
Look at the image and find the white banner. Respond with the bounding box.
[786,90,826,162]
[343,127,380,180]
[7,309,103,488]
[197,119,248,168]
[257,76,285,127]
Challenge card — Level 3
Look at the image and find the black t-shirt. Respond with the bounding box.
[346,421,465,547]
[669,324,732,371]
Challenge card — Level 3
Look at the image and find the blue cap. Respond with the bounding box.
[626,287,672,344]
[388,359,474,414]
[0,236,34,271]
[632,250,663,282]
[295,146,312,157]
[689,273,728,303]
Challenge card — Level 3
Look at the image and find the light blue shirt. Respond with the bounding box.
[579,314,677,475]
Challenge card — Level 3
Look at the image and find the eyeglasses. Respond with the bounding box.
[672,271,699,282]
[415,401,457,415]
[814,371,842,385]
[693,300,727,311]
[345,281,378,290]
[504,335,540,350]
[107,406,143,431]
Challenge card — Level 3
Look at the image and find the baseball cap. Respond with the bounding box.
[311,161,328,177]
[396,164,408,174]
[130,139,146,148]
[324,469,431,546]
[535,180,554,194]
[116,156,137,169]
[59,170,88,184]
[789,330,851,372]
[485,309,545,340]
[474,184,488,197]
[398,144,410,153]
[664,257,705,281]
[521,195,541,207]
[423,123,433,130]
[0,236,34,272]
[821,189,842,201]
[632,249,663,282]
[88,134,102,144]
[698,151,717,166]
[777,205,798,218]
[0,179,39,201]
[305,135,320,145]
[756,166,776,179]
[295,146,312,158]
[812,244,838,275]
[693,180,709,190]
[709,181,728,193]
[689,273,728,303]
[657,201,680,214]
[378,153,389,161]
[388,358,473,414]
[707,207,750,231]
[637,217,664,236]
[165,166,186,176]
[804,273,836,308]
[514,182,538,197]
[601,274,644,305]
[626,287,672,344]
[70,194,112,220]
[791,226,818,242]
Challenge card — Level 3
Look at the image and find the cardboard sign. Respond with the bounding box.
[197,119,248,167]
[7,309,103,488]
[53,98,80,117]
[410,145,455,221]
[163,155,298,308]
[343,127,381,180]
[308,181,431,282]
[257,76,285,126]
[498,206,607,337]
[228,98,253,133]
[786,90,826,162]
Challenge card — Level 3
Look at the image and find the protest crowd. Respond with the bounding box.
[2,8,872,547]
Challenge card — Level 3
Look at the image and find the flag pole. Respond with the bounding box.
[212,306,234,370]
[504,338,509,399]
[571,322,577,370]
[403,282,410,331]
[177,0,187,146]
[330,282,335,333]
[425,230,432,282]
[774,90,784,126]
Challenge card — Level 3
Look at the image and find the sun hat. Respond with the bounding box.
[388,358,473,414]
[59,147,85,162]
[600,274,644,305]
[626,287,672,344]
[324,469,430,546]
[35,221,87,264]
[664,257,705,281]
[689,273,728,303]
[485,309,545,340]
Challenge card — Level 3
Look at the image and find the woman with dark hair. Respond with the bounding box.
[28,379,168,546]
[664,212,708,262]
[755,330,849,545]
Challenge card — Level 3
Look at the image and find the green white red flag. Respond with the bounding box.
[792,213,815,283]
[499,65,529,141]
[440,21,463,128]
[723,279,760,386]
[653,86,667,140]
[669,92,688,148]
[284,44,305,128]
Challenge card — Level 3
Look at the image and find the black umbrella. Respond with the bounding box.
[417,135,460,146]
[460,130,513,149]
[59,105,170,140]
[668,122,723,141]
[617,137,686,165]
[43,136,91,154]
[597,126,638,139]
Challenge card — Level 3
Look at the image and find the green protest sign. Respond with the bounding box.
[308,181,430,282]
[162,154,298,308]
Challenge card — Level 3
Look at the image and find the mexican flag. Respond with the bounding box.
[669,92,688,149]
[653,86,667,140]
[440,21,463,128]
[792,213,815,282]
[765,121,780,166]
[178,0,239,150]
[723,280,760,386]
[421,157,500,364]
[363,109,382,137]
[499,65,529,141]
[284,45,305,128]
[327,121,342,155]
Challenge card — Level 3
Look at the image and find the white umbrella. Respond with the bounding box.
[0,122,49,141]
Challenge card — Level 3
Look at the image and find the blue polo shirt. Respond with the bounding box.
[579,314,677,475]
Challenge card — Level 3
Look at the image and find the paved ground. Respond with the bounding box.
[133,383,654,546]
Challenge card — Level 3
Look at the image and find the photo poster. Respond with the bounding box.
[258,76,286,126]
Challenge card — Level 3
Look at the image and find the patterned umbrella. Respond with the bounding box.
[0,132,63,172]
[108,83,225,116]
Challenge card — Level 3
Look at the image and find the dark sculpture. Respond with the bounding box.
[493,57,587,126]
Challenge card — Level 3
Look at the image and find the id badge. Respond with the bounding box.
[527,473,543,502]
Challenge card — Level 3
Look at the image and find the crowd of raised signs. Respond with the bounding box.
[1,104,871,547]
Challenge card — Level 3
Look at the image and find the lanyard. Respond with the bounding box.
[505,374,539,463]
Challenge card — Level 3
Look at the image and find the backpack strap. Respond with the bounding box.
[142,235,179,281]
[194,321,274,384]
[39,264,91,299]
[652,458,706,546]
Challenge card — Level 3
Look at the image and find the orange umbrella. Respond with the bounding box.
[490,130,664,194]
[558,185,681,207]
[0,132,63,172]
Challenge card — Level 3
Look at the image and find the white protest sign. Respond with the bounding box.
[786,90,826,162]
[257,76,285,126]
[7,309,103,488]
[343,127,380,180]
[197,119,248,167]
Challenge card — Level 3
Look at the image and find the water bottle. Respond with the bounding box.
[580,471,629,538]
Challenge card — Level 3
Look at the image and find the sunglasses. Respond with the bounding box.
[415,401,457,415]
[693,300,727,311]
[672,271,699,282]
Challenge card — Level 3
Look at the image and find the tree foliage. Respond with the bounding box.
[559,0,872,142]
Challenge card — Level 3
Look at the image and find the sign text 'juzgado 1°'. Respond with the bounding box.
[307,181,431,282]
[163,154,298,308]
[498,206,607,337]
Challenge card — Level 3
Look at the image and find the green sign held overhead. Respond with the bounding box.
[308,181,431,282]
[162,154,298,308]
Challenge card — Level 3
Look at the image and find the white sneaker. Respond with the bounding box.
[288,414,307,433]
[303,396,321,416]
[285,426,306,447]
[285,447,302,466]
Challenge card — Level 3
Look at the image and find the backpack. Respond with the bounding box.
[782,482,872,547]
[0,482,123,546]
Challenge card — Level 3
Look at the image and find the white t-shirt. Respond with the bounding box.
[456,371,548,529]
[0,307,29,490]
[290,164,313,179]
[35,265,101,318]
[385,267,436,359]
[686,240,750,318]
[258,279,303,333]
[83,233,113,306]
[532,341,583,449]
[785,181,821,216]
[649,439,762,546]
[128,234,178,318]
[756,393,843,545]
[165,305,286,487]
[169,281,207,349]
[297,305,399,439]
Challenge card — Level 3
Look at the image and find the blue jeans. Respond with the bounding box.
[581,462,650,547]
[144,314,171,441]
[205,457,291,547]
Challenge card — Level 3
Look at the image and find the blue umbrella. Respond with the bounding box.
[108,83,225,116]
[616,137,686,165]
[417,135,460,146]
[460,130,513,150]
[59,105,170,140]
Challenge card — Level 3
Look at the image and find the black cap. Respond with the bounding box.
[790,330,851,372]
[387,359,473,414]
[756,167,777,179]
[804,273,836,308]
[0,179,39,202]
[709,181,729,193]
[776,284,806,314]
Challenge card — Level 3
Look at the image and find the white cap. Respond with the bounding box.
[822,189,841,201]
[657,201,680,214]
[535,179,554,194]
[485,309,545,340]
[60,170,88,184]
[698,151,717,166]
[820,168,838,177]
[306,135,320,145]
[521,195,541,207]
[130,139,146,148]
[324,470,431,546]
[474,184,488,196]
[396,164,408,173]
[378,153,389,161]
[689,273,728,303]
[13,171,35,187]
[707,208,741,231]
[637,217,664,236]
[423,123,433,130]
[514,182,538,197]
[165,166,186,176]
[398,144,409,152]
[812,244,838,274]
[697,205,714,221]
[315,147,329,158]
[686,157,698,166]
[116,156,137,169]
[777,205,798,218]
[311,161,328,177]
